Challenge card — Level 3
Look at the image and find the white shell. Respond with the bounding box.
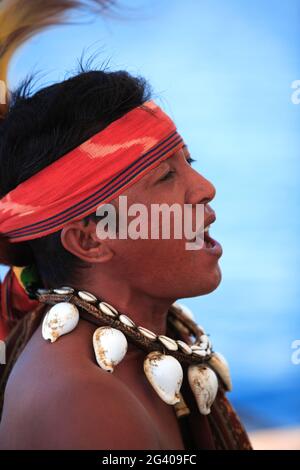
[78,290,97,302]
[177,340,192,355]
[191,344,202,350]
[200,334,209,345]
[61,286,75,292]
[144,351,183,405]
[99,301,118,317]
[192,349,207,357]
[37,288,51,295]
[93,327,128,372]
[119,314,136,328]
[138,326,157,341]
[53,287,74,295]
[158,335,178,351]
[188,365,218,415]
[208,352,232,391]
[193,343,207,351]
[42,302,79,343]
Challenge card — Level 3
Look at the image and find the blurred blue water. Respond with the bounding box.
[3,0,300,430]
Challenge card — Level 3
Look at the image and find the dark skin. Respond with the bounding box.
[0,148,222,449]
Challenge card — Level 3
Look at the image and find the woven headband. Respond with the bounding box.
[0,100,185,242]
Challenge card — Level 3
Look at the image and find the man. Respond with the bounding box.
[0,68,251,450]
[0,0,251,451]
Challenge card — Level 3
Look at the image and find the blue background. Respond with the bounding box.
[1,0,300,431]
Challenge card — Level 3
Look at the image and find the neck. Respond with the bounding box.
[72,276,176,337]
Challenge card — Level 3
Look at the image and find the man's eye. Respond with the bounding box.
[159,170,176,182]
[186,157,196,165]
[158,157,196,182]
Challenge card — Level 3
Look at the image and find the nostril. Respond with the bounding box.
[201,197,212,205]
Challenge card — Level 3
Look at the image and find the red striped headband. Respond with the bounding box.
[0,100,185,242]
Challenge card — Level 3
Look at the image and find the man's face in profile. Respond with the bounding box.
[96,146,223,301]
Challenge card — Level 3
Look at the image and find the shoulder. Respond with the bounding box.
[0,319,159,449]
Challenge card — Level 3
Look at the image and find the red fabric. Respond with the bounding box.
[0,269,38,340]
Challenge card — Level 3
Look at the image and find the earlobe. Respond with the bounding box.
[60,222,114,264]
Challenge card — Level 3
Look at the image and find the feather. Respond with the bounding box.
[0,0,114,119]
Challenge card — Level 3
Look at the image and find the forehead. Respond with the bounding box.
[172,145,190,160]
[154,145,190,168]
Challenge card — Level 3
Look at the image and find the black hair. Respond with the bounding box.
[0,65,151,287]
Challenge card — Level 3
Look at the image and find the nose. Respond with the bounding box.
[186,170,216,206]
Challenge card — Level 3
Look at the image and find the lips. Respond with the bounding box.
[204,228,214,248]
[191,210,222,256]
[204,212,216,230]
[192,210,216,242]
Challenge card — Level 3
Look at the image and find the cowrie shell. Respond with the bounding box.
[99,302,118,317]
[119,314,135,328]
[93,327,128,373]
[37,288,51,295]
[53,287,74,295]
[200,334,209,346]
[192,349,207,357]
[138,326,157,341]
[144,351,183,405]
[78,290,97,302]
[176,340,192,355]
[42,302,79,343]
[208,352,232,391]
[188,365,218,415]
[158,335,178,351]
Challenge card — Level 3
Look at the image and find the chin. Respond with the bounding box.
[204,265,222,293]
[187,265,222,297]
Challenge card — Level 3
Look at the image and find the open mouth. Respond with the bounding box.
[189,218,222,256]
[187,210,222,256]
[191,224,214,246]
[203,225,216,249]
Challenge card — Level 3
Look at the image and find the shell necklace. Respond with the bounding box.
[35,286,232,416]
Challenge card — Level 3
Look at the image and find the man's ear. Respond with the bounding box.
[60,219,114,264]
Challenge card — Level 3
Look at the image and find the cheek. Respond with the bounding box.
[113,237,221,294]
[111,238,183,286]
